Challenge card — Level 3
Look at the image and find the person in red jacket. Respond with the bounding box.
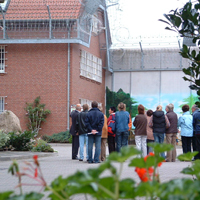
[107,106,116,154]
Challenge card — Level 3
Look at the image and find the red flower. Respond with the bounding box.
[33,155,39,166]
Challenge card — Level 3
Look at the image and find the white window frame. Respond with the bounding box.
[0,46,6,73]
[79,98,102,110]
[80,50,102,83]
[92,15,99,34]
[0,96,6,113]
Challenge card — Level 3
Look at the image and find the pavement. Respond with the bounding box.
[0,143,194,200]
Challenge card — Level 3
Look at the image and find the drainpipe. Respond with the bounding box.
[67,22,71,131]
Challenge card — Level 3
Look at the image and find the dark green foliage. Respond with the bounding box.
[160,1,200,106]
[106,87,138,118]
[42,131,72,143]
[7,131,35,151]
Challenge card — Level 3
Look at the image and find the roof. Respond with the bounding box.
[2,0,82,20]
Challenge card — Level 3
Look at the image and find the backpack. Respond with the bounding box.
[108,114,116,136]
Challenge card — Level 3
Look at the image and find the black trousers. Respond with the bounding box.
[108,135,116,154]
[192,132,197,152]
[195,135,200,159]
[181,136,192,154]
[72,135,79,159]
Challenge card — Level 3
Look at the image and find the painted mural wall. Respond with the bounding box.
[108,70,197,117]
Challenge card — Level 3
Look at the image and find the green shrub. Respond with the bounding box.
[42,131,72,143]
[31,139,54,152]
[0,130,10,149]
[7,130,35,151]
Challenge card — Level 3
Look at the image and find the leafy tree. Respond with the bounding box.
[159,1,200,107]
[106,87,138,117]
[179,94,199,112]
[25,96,51,137]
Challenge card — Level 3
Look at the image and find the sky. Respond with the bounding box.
[106,0,189,47]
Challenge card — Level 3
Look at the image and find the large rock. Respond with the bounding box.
[0,110,22,134]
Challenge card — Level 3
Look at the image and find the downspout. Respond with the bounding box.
[67,21,71,131]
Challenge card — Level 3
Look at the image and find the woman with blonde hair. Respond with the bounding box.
[133,104,147,157]
[115,102,130,152]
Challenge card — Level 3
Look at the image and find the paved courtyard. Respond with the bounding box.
[0,143,193,199]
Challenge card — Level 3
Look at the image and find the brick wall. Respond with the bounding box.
[0,34,106,136]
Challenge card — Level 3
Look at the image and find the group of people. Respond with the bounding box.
[70,101,131,163]
[133,103,200,162]
[70,101,200,163]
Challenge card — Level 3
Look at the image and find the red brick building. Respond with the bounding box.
[0,0,111,135]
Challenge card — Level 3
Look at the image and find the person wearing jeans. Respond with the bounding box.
[85,101,104,164]
[115,102,130,152]
[133,104,147,157]
[149,105,170,158]
[76,104,89,161]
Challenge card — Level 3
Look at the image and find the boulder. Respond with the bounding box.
[0,110,22,134]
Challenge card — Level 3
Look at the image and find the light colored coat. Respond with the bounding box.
[178,111,193,137]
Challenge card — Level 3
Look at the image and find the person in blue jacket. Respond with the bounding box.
[178,104,193,154]
[85,101,104,163]
[115,102,130,152]
[192,104,200,160]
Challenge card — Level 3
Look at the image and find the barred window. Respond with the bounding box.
[0,46,6,73]
[0,96,6,113]
[80,50,102,83]
[79,98,102,109]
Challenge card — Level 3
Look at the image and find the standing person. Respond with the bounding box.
[192,104,200,160]
[192,104,199,153]
[76,104,89,162]
[146,109,154,154]
[107,106,116,154]
[133,104,147,157]
[165,103,178,162]
[149,105,170,158]
[70,104,81,160]
[99,107,108,162]
[85,101,104,164]
[115,102,130,152]
[178,104,193,154]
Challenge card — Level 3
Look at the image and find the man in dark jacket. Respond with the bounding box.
[85,101,104,163]
[165,103,178,162]
[70,104,81,160]
[192,104,200,160]
[76,104,89,161]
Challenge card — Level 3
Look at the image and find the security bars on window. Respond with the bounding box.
[0,96,5,113]
[80,50,102,83]
[0,46,5,73]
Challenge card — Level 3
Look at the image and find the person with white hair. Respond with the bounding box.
[165,103,178,162]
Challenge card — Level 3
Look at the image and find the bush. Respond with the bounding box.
[0,130,10,150]
[7,131,35,151]
[42,131,72,143]
[31,139,54,152]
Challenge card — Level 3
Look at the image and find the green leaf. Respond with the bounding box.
[107,146,140,163]
[191,50,196,58]
[148,143,174,154]
[0,191,13,200]
[177,151,198,161]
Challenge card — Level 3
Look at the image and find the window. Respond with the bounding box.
[79,98,102,109]
[0,46,6,73]
[92,15,99,34]
[80,50,102,83]
[0,96,6,113]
